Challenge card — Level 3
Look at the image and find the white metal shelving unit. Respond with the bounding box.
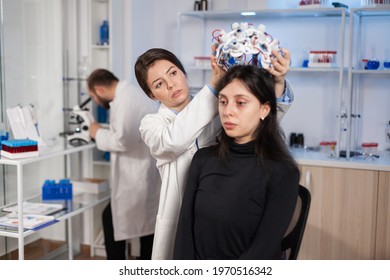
[347,7,390,159]
[88,0,112,168]
[89,0,112,71]
[177,7,348,157]
[0,143,110,260]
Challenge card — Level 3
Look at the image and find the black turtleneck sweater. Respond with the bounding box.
[173,140,299,260]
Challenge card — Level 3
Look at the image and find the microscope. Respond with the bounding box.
[63,97,95,146]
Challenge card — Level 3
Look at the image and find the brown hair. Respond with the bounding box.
[134,48,187,99]
[87,68,119,90]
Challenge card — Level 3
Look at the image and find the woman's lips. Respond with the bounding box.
[223,122,236,130]
[171,90,182,98]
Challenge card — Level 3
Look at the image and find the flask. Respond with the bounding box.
[100,20,109,45]
[78,56,90,80]
[384,48,390,70]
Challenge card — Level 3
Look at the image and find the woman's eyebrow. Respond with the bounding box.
[151,66,176,85]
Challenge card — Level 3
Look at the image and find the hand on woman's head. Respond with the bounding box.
[209,53,226,89]
[267,48,290,84]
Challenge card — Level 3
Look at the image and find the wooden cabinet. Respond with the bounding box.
[299,165,379,259]
[375,171,390,259]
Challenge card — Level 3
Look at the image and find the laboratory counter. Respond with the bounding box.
[291,148,390,172]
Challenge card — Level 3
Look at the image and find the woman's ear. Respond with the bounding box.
[260,102,271,120]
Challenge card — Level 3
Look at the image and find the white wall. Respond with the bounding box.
[0,0,66,256]
[121,0,389,152]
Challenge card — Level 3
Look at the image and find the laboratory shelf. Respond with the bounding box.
[0,142,96,166]
[346,7,390,159]
[178,7,349,20]
[0,141,103,260]
[351,69,390,74]
[352,6,390,17]
[289,67,344,72]
[0,190,110,239]
[93,160,110,166]
[186,65,346,72]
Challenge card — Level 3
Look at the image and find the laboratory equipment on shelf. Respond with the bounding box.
[61,97,95,146]
[0,139,39,159]
[42,179,73,200]
[99,20,109,45]
[308,50,337,68]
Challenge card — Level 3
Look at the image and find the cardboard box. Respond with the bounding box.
[72,178,109,194]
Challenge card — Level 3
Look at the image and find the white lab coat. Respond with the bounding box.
[95,80,161,241]
[140,83,293,260]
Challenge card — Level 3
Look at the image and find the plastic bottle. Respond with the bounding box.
[100,20,109,45]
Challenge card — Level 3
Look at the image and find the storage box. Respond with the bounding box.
[72,178,109,194]
[42,179,72,200]
[361,0,390,7]
[194,56,211,68]
[298,0,330,8]
[308,50,337,68]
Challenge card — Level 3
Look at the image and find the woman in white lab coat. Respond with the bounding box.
[134,48,293,259]
[88,69,161,259]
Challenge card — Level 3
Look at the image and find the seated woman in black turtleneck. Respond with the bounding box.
[173,64,300,260]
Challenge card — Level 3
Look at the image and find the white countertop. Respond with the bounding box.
[291,148,390,172]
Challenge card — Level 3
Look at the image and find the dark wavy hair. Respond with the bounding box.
[134,48,187,99]
[216,65,297,169]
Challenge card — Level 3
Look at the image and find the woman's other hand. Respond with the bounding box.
[267,48,291,98]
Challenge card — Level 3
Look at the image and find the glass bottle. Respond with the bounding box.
[384,48,390,70]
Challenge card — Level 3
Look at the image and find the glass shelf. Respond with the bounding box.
[0,142,96,166]
[186,65,344,72]
[179,7,349,20]
[352,7,390,17]
[0,190,110,238]
[351,69,390,74]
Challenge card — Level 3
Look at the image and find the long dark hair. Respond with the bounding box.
[216,65,297,169]
[134,48,187,99]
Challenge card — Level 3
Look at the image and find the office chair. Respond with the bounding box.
[281,184,311,260]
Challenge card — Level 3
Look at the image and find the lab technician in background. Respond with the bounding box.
[134,46,293,259]
[87,69,161,260]
[174,65,299,260]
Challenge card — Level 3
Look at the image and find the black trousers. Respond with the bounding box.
[102,202,154,260]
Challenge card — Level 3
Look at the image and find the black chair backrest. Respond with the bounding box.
[281,184,311,260]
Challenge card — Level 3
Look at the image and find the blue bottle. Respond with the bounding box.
[100,20,109,45]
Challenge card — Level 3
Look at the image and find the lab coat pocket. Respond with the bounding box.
[152,216,178,260]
